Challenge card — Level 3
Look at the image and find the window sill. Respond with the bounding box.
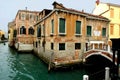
[102,36,106,37]
[50,33,54,36]
[59,33,66,36]
[87,35,92,37]
[41,35,45,37]
[37,37,41,39]
[75,34,82,37]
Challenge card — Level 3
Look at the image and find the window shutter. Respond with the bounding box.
[51,20,54,33]
[59,18,65,33]
[37,27,41,37]
[87,26,91,36]
[76,21,81,34]
[102,28,106,36]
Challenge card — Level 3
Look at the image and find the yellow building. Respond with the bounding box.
[0,30,4,37]
[93,1,120,45]
[0,30,5,42]
[8,21,15,47]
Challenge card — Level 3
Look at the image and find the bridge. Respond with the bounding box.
[83,49,117,65]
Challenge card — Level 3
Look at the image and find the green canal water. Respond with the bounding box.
[0,43,105,80]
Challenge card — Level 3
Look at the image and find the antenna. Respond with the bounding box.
[25,7,27,10]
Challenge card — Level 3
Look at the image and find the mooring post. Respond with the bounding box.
[83,75,89,80]
[105,67,110,80]
[48,52,54,71]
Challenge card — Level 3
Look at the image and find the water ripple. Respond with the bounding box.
[18,71,35,80]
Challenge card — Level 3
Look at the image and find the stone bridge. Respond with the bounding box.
[83,49,117,65]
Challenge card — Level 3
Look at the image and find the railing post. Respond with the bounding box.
[83,75,89,80]
[105,67,110,80]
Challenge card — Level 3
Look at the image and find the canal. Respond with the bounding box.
[0,43,105,80]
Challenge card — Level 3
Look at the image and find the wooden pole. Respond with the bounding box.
[48,52,54,71]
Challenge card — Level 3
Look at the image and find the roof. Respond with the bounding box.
[107,3,120,7]
[53,1,109,21]
[63,8,109,20]
[35,1,110,25]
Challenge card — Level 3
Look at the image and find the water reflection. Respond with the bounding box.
[1,43,105,80]
[0,43,87,80]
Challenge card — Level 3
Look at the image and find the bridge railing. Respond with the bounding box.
[86,45,108,51]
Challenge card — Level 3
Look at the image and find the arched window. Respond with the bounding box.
[20,26,26,34]
[8,30,10,33]
[28,27,34,35]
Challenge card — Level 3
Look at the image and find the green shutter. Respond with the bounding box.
[37,26,41,37]
[87,26,91,36]
[13,30,17,37]
[59,18,65,33]
[102,28,106,36]
[51,20,54,33]
[76,21,81,34]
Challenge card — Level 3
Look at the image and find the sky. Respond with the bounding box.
[0,0,120,32]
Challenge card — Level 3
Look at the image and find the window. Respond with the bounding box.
[42,39,45,47]
[119,25,120,35]
[18,28,19,34]
[21,14,25,20]
[102,28,106,37]
[41,25,44,36]
[13,29,17,37]
[36,41,38,48]
[51,19,54,34]
[119,10,120,19]
[76,21,81,34]
[59,43,65,50]
[36,16,39,21]
[51,43,54,50]
[87,26,92,36]
[59,18,65,34]
[19,13,21,20]
[30,14,34,21]
[110,8,114,18]
[20,26,26,34]
[110,24,114,35]
[37,26,41,37]
[26,14,29,20]
[8,30,10,33]
[75,43,81,49]
[28,27,34,35]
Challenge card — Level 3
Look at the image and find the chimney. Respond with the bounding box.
[82,9,84,12]
[52,1,65,9]
[96,0,100,5]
